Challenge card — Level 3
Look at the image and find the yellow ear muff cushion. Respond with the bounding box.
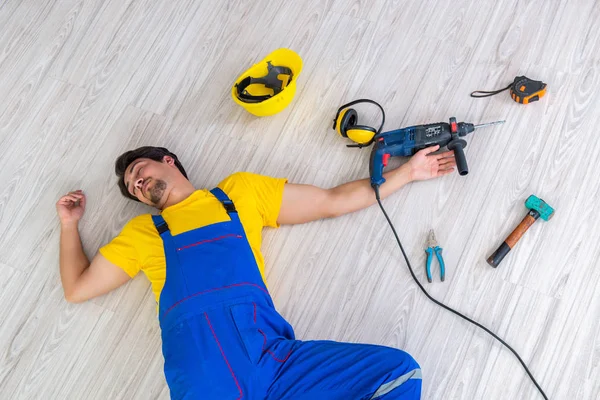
[336,108,353,137]
[347,126,376,144]
[336,108,376,144]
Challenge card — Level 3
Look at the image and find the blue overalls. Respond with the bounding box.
[152,188,422,399]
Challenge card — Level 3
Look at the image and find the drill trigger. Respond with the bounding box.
[382,153,390,167]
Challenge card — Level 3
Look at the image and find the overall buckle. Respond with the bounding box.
[223,200,237,213]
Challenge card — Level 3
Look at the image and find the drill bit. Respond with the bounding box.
[474,120,506,129]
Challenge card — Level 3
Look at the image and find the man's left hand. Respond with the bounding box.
[407,145,456,181]
[277,145,458,225]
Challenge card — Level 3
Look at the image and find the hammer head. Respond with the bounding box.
[525,195,555,221]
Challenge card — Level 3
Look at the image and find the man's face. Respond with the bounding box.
[124,156,176,208]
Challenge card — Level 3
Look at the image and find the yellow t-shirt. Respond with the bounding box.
[99,172,287,304]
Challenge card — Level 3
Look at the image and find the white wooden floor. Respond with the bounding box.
[1,0,599,399]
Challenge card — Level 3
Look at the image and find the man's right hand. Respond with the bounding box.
[56,190,86,225]
[56,190,132,303]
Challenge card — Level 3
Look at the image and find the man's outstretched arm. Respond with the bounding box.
[277,146,456,225]
[57,191,131,303]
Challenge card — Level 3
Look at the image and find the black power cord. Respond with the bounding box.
[373,186,548,400]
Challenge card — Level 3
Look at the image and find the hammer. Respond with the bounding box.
[487,195,555,268]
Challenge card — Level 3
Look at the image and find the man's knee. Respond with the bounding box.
[372,349,422,399]
[391,349,420,373]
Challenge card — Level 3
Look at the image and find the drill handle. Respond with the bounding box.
[369,146,386,187]
[369,143,408,188]
[447,138,469,176]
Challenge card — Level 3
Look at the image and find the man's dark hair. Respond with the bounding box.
[115,146,188,202]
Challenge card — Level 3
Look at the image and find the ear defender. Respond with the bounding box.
[332,99,385,148]
[335,108,377,144]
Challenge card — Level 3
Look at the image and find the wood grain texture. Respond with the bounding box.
[1,1,599,399]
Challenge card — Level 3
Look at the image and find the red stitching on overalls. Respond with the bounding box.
[258,328,292,363]
[204,312,243,399]
[163,283,269,317]
[252,302,256,323]
[176,234,242,251]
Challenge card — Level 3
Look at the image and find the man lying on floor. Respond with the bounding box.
[56,145,455,399]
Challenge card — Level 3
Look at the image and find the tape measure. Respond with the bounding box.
[471,76,547,104]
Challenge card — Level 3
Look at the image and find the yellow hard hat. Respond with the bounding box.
[231,48,302,117]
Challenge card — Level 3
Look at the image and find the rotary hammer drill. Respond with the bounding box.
[369,117,504,187]
[332,99,505,188]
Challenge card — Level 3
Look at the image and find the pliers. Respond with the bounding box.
[425,229,445,282]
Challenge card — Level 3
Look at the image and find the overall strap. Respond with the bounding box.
[210,187,241,224]
[151,214,178,266]
[152,214,170,235]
